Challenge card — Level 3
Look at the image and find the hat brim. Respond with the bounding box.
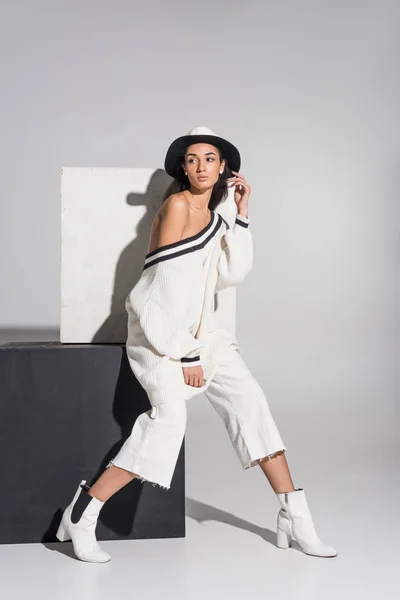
[164,134,241,177]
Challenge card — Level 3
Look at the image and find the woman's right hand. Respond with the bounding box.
[182,365,205,387]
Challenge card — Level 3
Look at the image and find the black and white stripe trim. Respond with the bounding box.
[143,210,223,270]
[235,214,250,228]
[181,355,202,367]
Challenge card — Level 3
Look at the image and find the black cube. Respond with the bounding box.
[0,342,185,544]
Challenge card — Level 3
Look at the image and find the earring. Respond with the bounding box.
[219,171,223,174]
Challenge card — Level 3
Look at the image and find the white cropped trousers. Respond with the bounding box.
[106,346,287,490]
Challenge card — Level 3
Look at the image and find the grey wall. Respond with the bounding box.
[1,1,399,420]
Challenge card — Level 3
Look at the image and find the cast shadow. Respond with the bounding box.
[92,168,172,344]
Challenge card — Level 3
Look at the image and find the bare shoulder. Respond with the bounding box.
[159,193,189,217]
[157,194,190,247]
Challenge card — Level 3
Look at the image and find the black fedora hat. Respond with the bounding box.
[164,125,241,178]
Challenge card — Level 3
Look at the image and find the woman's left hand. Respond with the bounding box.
[227,170,251,213]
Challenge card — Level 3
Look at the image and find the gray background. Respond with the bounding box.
[0,1,399,598]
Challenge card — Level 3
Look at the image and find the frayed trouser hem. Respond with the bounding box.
[105,456,171,491]
[243,447,287,470]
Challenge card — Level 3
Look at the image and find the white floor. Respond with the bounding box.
[0,329,398,599]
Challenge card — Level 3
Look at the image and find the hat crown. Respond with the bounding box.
[187,125,215,136]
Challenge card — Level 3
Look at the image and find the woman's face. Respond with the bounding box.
[182,143,225,189]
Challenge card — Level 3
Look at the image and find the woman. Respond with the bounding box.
[56,126,338,562]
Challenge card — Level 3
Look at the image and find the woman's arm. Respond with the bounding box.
[136,296,203,364]
[132,197,204,366]
[215,213,253,293]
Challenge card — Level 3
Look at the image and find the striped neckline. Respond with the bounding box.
[143,210,223,270]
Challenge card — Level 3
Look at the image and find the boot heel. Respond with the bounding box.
[277,527,291,549]
[56,520,71,542]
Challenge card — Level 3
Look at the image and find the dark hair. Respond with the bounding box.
[161,143,234,211]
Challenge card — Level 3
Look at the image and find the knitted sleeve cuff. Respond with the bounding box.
[235,213,251,227]
[180,353,202,368]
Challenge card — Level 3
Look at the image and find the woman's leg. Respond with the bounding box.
[92,401,186,495]
[257,450,295,493]
[57,398,186,562]
[204,349,295,492]
[88,465,138,502]
[203,349,337,557]
[87,429,295,503]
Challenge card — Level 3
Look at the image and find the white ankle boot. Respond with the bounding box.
[56,480,111,563]
[276,488,338,557]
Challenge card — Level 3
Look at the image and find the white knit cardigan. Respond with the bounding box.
[125,209,253,404]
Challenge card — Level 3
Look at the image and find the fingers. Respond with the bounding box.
[231,171,245,181]
[227,171,250,191]
[189,375,203,387]
[227,176,242,189]
[228,178,248,191]
[182,365,204,387]
[186,376,203,387]
[227,172,251,196]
